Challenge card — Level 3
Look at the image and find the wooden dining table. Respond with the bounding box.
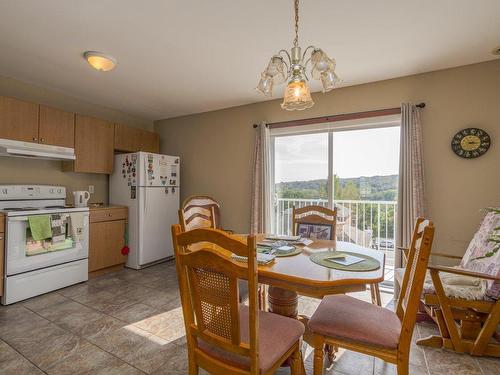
[250,235,386,319]
[190,234,385,318]
[187,233,385,356]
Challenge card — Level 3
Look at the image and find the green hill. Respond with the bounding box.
[276,175,398,201]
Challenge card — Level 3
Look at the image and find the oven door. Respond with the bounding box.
[6,212,89,276]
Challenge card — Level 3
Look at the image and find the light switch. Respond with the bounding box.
[89,185,95,194]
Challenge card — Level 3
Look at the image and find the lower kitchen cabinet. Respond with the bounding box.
[89,206,128,275]
[0,214,4,296]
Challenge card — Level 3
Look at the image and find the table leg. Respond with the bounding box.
[267,286,299,318]
[268,286,321,351]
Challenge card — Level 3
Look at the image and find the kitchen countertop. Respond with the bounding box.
[88,205,128,211]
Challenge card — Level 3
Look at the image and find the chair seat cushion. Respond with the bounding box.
[309,295,401,349]
[422,267,489,300]
[198,306,304,373]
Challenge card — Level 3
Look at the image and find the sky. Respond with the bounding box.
[274,126,400,182]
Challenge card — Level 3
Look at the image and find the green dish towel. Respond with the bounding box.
[28,215,52,241]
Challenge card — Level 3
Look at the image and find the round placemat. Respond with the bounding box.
[309,251,380,271]
[257,246,302,257]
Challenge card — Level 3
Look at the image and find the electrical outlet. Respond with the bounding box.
[88,185,95,194]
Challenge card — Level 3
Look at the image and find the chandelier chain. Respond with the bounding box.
[293,0,299,47]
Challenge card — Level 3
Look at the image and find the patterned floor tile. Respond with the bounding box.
[22,292,70,312]
[111,303,161,324]
[0,339,45,375]
[2,260,494,375]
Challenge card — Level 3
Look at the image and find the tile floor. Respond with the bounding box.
[0,261,498,374]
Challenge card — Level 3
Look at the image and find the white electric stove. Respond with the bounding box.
[0,185,89,305]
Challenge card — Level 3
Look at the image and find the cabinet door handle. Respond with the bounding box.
[32,137,38,141]
[0,235,3,240]
[108,213,112,217]
[40,138,45,142]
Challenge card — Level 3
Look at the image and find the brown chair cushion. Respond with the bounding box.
[198,306,304,373]
[309,295,401,349]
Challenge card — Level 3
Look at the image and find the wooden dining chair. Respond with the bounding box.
[171,225,305,375]
[308,218,435,375]
[292,205,382,305]
[178,195,220,231]
[292,205,337,242]
[179,195,247,303]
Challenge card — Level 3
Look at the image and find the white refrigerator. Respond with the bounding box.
[110,152,180,269]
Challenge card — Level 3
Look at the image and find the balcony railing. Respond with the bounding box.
[274,198,397,252]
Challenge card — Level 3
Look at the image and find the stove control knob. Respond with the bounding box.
[57,188,62,194]
[1,188,7,194]
[49,188,54,193]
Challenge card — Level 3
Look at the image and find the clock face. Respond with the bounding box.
[451,128,491,159]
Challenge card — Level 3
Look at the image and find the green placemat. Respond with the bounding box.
[310,251,380,271]
[257,246,302,257]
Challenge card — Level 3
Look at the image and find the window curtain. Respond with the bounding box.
[395,103,425,296]
[250,122,272,234]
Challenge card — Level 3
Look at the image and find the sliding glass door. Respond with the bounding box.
[274,132,329,234]
[270,117,400,285]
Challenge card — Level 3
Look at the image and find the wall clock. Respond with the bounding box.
[451,128,491,159]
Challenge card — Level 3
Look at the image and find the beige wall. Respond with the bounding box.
[0,75,153,204]
[155,60,500,256]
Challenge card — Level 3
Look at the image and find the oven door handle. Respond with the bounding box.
[7,216,29,222]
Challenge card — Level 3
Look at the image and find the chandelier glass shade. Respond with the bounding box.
[256,0,340,110]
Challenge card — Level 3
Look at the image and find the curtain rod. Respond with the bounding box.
[253,102,426,129]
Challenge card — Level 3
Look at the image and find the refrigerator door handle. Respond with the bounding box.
[143,156,148,215]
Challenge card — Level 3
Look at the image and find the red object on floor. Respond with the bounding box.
[121,246,130,255]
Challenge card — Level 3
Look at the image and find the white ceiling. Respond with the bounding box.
[0,0,499,121]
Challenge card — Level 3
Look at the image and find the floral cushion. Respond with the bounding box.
[460,209,500,299]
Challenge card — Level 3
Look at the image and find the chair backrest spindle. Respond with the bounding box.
[395,218,435,350]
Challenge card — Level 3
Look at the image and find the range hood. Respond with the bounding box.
[0,138,76,161]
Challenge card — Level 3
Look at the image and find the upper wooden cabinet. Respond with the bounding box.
[39,105,75,148]
[114,123,159,153]
[0,96,39,142]
[0,97,75,148]
[63,115,114,174]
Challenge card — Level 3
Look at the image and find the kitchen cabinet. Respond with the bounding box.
[114,123,160,153]
[0,96,39,142]
[39,105,75,148]
[63,115,114,174]
[0,96,75,148]
[0,214,4,296]
[89,206,128,275]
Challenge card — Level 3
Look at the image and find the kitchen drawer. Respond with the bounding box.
[90,207,128,223]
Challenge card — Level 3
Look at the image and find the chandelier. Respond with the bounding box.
[256,0,340,111]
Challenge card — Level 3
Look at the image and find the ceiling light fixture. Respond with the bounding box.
[256,0,340,111]
[83,51,117,72]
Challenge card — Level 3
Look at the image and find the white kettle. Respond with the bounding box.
[73,191,90,207]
